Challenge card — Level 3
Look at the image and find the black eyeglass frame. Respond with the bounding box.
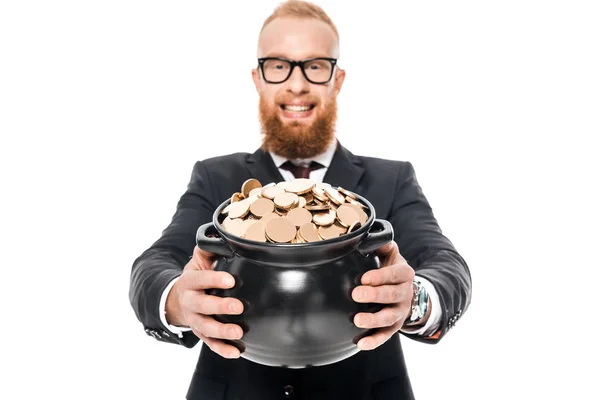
[257,57,338,84]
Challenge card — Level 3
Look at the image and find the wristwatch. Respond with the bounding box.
[405,279,429,326]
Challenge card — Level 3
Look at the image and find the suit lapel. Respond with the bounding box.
[245,147,286,185]
[322,141,365,194]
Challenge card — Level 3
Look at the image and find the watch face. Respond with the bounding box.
[417,285,429,318]
[410,282,428,322]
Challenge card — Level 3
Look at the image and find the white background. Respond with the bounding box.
[1,1,599,399]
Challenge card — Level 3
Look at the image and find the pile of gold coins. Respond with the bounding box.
[219,178,369,243]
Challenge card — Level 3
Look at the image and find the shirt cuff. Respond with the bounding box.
[159,276,192,338]
[400,275,442,337]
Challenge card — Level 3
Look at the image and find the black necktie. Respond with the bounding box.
[279,161,325,179]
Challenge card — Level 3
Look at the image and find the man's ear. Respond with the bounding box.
[252,68,261,93]
[333,68,346,95]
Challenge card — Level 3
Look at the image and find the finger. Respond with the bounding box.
[189,313,244,341]
[356,319,404,351]
[361,263,414,286]
[189,293,244,316]
[182,270,236,291]
[352,283,411,304]
[194,331,241,359]
[375,241,405,265]
[353,304,406,329]
[193,246,218,270]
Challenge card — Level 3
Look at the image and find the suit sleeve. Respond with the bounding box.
[388,161,472,344]
[129,161,217,348]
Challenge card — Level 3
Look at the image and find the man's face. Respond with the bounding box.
[252,17,345,159]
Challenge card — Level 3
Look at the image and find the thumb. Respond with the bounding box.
[376,241,406,266]
[193,245,218,270]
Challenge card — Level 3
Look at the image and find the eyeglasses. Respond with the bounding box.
[257,57,338,84]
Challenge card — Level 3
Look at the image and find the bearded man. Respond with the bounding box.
[129,1,471,399]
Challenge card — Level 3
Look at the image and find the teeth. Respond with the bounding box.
[283,105,311,112]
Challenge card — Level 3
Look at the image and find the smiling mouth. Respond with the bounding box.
[280,104,316,112]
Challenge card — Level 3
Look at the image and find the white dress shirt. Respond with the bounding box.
[159,138,442,338]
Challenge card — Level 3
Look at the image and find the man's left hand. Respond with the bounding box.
[352,241,415,351]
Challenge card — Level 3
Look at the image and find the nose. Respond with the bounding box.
[286,65,310,95]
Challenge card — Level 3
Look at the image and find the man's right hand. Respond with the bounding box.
[165,245,244,359]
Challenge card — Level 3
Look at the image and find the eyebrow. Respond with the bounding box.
[261,53,333,59]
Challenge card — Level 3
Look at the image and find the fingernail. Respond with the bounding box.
[357,316,369,327]
[226,350,239,358]
[358,339,370,350]
[222,276,234,286]
[228,327,240,338]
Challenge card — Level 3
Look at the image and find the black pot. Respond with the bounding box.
[195,190,394,368]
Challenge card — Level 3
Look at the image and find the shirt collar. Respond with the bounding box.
[269,138,338,169]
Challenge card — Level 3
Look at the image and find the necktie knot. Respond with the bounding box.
[280,160,325,179]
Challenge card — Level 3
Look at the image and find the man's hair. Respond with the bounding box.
[260,0,339,42]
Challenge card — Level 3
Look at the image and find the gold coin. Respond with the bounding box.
[249,187,263,198]
[336,204,360,228]
[338,187,356,200]
[324,187,345,206]
[313,209,336,226]
[305,204,330,212]
[228,200,250,219]
[277,181,292,191]
[286,207,313,227]
[263,182,276,189]
[241,179,262,198]
[274,208,288,217]
[244,221,266,242]
[262,186,286,200]
[348,204,368,225]
[250,198,275,218]
[246,195,260,205]
[318,224,341,240]
[231,192,244,203]
[274,192,299,210]
[298,196,307,208]
[295,228,307,243]
[316,182,331,190]
[332,220,348,235]
[260,212,279,224]
[265,217,297,243]
[302,193,314,204]
[221,202,234,215]
[311,187,329,202]
[221,216,233,231]
[244,218,258,229]
[346,197,367,208]
[287,178,315,195]
[226,218,247,237]
[348,221,362,233]
[298,222,322,242]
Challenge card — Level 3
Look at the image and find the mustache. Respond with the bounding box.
[275,95,321,105]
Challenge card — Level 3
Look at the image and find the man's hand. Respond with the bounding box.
[166,246,245,359]
[352,241,415,351]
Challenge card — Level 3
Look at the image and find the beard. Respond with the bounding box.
[259,94,337,159]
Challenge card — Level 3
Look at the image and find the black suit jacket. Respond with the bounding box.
[129,142,472,400]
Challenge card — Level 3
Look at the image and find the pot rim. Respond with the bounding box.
[212,186,376,248]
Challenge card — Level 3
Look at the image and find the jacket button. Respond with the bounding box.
[283,384,294,397]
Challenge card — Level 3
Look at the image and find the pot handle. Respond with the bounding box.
[357,219,394,256]
[196,222,235,258]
